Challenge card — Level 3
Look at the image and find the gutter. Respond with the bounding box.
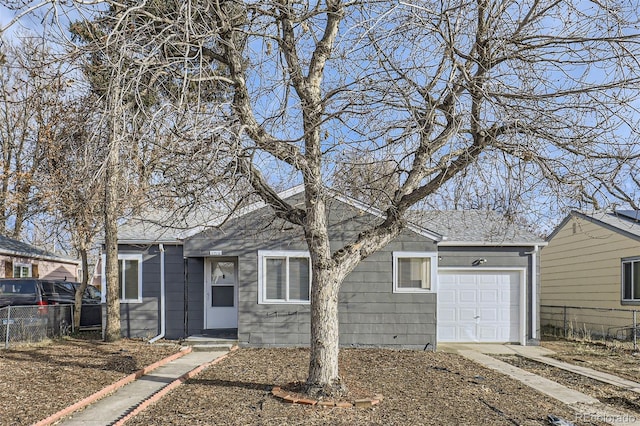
[437,241,548,247]
[524,244,540,341]
[149,243,166,344]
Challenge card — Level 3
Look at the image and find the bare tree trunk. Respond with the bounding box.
[103,142,120,341]
[73,244,89,330]
[103,77,121,341]
[307,266,344,396]
[303,187,346,396]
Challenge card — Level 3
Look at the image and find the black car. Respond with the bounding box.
[0,278,102,328]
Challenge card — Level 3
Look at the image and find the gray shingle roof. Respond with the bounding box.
[411,210,544,245]
[568,210,640,241]
[118,208,225,243]
[118,186,544,246]
[0,234,79,263]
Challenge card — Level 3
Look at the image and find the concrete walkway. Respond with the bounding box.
[56,350,228,426]
[440,344,640,426]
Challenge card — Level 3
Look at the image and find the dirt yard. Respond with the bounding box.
[542,339,640,383]
[126,348,588,426]
[0,337,182,425]
[491,339,640,420]
[0,337,626,426]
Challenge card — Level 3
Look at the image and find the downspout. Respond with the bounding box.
[524,244,540,342]
[149,244,166,344]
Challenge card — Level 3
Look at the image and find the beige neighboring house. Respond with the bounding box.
[541,210,640,339]
[0,234,80,281]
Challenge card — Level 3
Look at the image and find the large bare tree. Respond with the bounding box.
[0,37,68,240]
[180,0,640,396]
[7,0,640,396]
[39,93,107,329]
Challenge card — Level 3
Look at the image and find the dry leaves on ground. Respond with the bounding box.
[127,348,588,426]
[1,338,627,426]
[497,355,640,418]
[0,337,181,426]
[543,340,640,383]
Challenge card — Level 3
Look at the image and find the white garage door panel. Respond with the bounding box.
[438,270,522,343]
[459,290,477,303]
[439,310,456,323]
[438,289,456,304]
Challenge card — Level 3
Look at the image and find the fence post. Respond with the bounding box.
[563,306,568,337]
[634,310,637,352]
[5,305,10,349]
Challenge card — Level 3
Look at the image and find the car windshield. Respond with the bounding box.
[0,281,36,295]
[86,286,101,300]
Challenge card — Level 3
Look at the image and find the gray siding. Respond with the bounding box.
[184,197,439,349]
[164,245,186,339]
[118,244,160,339]
[118,243,186,340]
[339,247,436,349]
[119,194,539,346]
[186,257,204,336]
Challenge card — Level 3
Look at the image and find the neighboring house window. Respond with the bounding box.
[393,252,438,293]
[13,263,32,278]
[622,258,640,302]
[258,251,311,304]
[101,254,143,303]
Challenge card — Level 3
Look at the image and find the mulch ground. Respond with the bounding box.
[126,348,588,426]
[2,338,625,426]
[0,337,182,426]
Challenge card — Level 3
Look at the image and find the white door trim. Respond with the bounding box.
[437,267,527,345]
[204,257,239,329]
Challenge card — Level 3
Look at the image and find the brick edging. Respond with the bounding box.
[271,386,383,408]
[33,346,194,426]
[112,345,239,425]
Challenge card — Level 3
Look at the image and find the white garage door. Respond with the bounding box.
[437,269,523,343]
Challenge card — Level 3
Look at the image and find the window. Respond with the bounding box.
[101,253,143,303]
[393,252,438,293]
[258,251,311,304]
[622,258,640,302]
[13,263,32,278]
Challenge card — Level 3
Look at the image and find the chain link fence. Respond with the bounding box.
[0,305,75,349]
[540,304,639,351]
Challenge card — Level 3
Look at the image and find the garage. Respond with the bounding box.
[437,269,525,344]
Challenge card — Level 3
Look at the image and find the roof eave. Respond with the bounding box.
[437,240,547,247]
[0,249,81,265]
[116,239,184,245]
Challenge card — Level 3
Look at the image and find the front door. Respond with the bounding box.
[204,258,238,329]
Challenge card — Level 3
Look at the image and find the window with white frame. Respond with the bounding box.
[13,263,32,278]
[101,253,143,303]
[622,258,640,302]
[258,251,311,304]
[393,252,437,293]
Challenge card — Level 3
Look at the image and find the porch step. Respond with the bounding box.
[190,343,235,352]
[183,335,238,352]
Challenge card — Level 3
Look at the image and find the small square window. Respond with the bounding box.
[393,252,437,293]
[212,286,235,307]
[13,263,31,278]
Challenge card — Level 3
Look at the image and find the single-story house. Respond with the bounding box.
[0,234,80,281]
[540,210,640,339]
[108,187,545,347]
